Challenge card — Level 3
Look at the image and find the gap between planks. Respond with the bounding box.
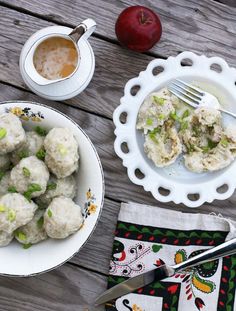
[0,0,165,60]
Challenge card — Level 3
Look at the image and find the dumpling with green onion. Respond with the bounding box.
[44,196,83,239]
[0,113,26,155]
[0,230,13,247]
[181,107,223,154]
[0,171,11,197]
[36,174,76,207]
[0,154,11,172]
[15,209,47,245]
[11,131,45,165]
[0,193,37,234]
[10,156,49,198]
[44,128,79,178]
[136,88,178,134]
[144,120,182,167]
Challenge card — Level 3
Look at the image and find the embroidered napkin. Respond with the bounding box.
[105,202,236,311]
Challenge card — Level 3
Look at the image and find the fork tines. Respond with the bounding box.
[167,79,203,107]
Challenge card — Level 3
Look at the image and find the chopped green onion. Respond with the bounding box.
[202,146,210,153]
[180,121,188,131]
[23,243,32,249]
[36,148,46,160]
[146,118,153,126]
[0,171,5,182]
[18,149,29,159]
[153,96,165,105]
[7,209,16,222]
[35,126,47,136]
[15,231,27,241]
[0,128,7,140]
[192,125,200,136]
[23,167,30,177]
[0,205,6,212]
[37,216,44,229]
[207,139,218,149]
[182,109,190,119]
[57,144,67,156]
[47,209,52,218]
[220,138,229,147]
[8,186,17,193]
[46,182,57,191]
[170,112,179,121]
[158,114,165,120]
[186,144,195,153]
[24,183,42,201]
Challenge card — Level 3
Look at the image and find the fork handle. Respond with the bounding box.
[173,238,236,272]
[219,108,236,119]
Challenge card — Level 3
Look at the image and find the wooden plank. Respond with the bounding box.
[1,0,236,63]
[0,263,106,311]
[1,82,236,275]
[0,5,153,119]
[213,0,236,7]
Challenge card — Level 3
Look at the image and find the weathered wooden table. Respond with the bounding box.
[0,0,235,310]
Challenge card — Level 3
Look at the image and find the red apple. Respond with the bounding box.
[115,6,162,52]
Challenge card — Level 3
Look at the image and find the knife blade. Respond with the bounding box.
[94,264,175,306]
[95,237,236,306]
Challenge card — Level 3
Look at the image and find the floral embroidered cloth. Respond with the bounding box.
[105,202,236,311]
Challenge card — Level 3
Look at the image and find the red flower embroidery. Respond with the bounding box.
[167,284,178,294]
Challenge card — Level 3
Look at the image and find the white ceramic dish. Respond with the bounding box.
[0,101,104,276]
[20,26,95,101]
[113,51,236,208]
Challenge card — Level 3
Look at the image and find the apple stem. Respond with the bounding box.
[139,9,153,25]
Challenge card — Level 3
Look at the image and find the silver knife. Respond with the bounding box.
[95,237,236,306]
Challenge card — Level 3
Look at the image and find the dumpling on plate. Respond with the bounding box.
[0,113,26,155]
[182,113,236,173]
[11,131,44,165]
[10,156,49,198]
[15,209,47,245]
[137,88,178,134]
[44,196,83,239]
[0,193,37,234]
[44,128,79,178]
[144,120,182,167]
[36,174,76,207]
[181,107,223,154]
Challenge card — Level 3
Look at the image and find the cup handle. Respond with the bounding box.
[69,18,96,43]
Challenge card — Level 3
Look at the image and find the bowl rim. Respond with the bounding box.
[0,100,105,277]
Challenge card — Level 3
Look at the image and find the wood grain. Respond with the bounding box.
[0,263,106,311]
[1,82,236,275]
[1,0,236,64]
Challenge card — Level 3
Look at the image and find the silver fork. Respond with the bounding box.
[168,79,236,118]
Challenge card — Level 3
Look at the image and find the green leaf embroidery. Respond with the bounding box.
[152,244,163,253]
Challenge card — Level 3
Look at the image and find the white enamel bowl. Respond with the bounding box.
[113,51,236,208]
[0,101,104,276]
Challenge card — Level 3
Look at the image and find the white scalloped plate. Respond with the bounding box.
[113,51,236,208]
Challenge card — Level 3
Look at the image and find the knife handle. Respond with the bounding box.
[173,237,236,272]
